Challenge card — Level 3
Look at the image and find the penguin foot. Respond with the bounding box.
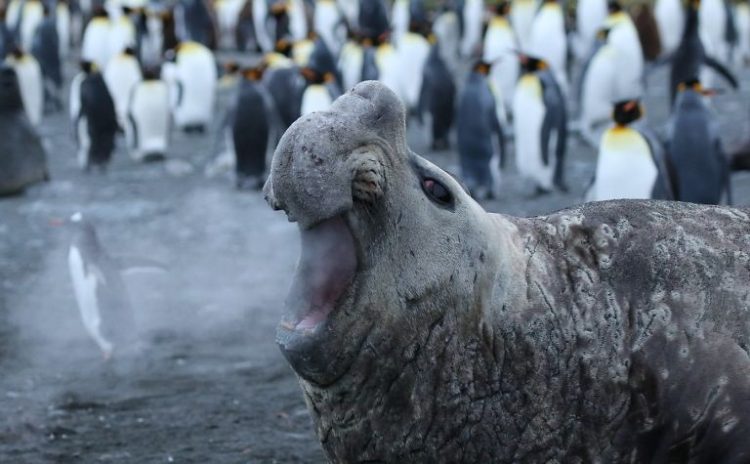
[533,185,553,197]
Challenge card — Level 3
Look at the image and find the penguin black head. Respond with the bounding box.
[0,6,6,21]
[607,0,623,13]
[9,46,23,61]
[472,60,492,75]
[518,54,547,73]
[142,65,161,80]
[275,38,293,57]
[122,5,133,15]
[492,1,511,16]
[123,47,136,56]
[270,1,287,17]
[93,6,108,18]
[301,67,334,85]
[80,60,96,74]
[677,78,715,95]
[242,66,265,82]
[612,99,643,126]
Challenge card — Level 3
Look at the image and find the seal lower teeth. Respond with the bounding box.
[285,216,357,331]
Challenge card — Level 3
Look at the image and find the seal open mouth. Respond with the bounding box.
[281,216,357,332]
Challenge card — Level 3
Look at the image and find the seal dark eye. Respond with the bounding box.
[422,178,453,206]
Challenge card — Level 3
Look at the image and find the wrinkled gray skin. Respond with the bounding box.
[0,66,47,196]
[264,81,750,463]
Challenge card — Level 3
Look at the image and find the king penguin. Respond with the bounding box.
[574,0,608,60]
[300,38,342,115]
[164,41,217,132]
[19,0,43,53]
[31,4,63,111]
[735,0,750,66]
[512,54,568,193]
[395,22,431,115]
[338,30,364,91]
[56,0,72,59]
[75,61,119,171]
[510,0,538,51]
[668,0,737,105]
[81,8,112,69]
[4,47,44,126]
[666,78,732,204]
[457,61,505,200]
[460,0,483,57]
[483,1,518,120]
[604,1,645,105]
[314,0,345,56]
[126,66,171,161]
[528,0,568,91]
[104,47,143,129]
[228,66,272,190]
[588,99,674,201]
[420,40,456,151]
[655,0,684,56]
[108,6,137,60]
[68,212,136,359]
[578,27,619,145]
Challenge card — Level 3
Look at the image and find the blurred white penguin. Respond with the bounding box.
[162,41,217,133]
[104,47,142,128]
[5,47,44,126]
[483,2,518,120]
[314,0,345,56]
[654,0,685,56]
[126,66,171,161]
[575,0,608,60]
[460,0,483,57]
[510,0,538,51]
[19,0,44,52]
[528,0,568,91]
[68,212,135,360]
[81,8,112,69]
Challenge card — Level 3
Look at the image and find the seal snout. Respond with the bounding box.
[281,216,357,333]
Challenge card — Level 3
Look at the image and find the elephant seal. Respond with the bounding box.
[264,81,750,463]
[0,65,48,196]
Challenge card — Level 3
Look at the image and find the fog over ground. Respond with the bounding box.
[2,57,750,462]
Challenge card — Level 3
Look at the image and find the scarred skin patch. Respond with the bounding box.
[265,81,750,463]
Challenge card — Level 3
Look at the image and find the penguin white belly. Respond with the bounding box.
[82,19,112,69]
[215,0,243,49]
[20,1,44,52]
[314,1,343,55]
[293,39,315,67]
[391,0,409,46]
[173,45,218,127]
[376,44,402,101]
[654,0,684,55]
[529,4,567,88]
[252,0,272,52]
[301,85,333,115]
[396,33,430,109]
[483,19,518,111]
[581,46,618,132]
[513,75,553,190]
[57,4,71,58]
[736,4,750,65]
[5,0,21,28]
[10,56,44,126]
[109,17,136,59]
[288,0,307,41]
[593,128,657,201]
[104,55,143,127]
[69,72,85,123]
[337,0,359,29]
[607,20,644,97]
[127,82,171,160]
[432,11,460,74]
[68,246,113,354]
[461,0,483,57]
[511,0,537,51]
[339,42,364,91]
[700,0,728,63]
[575,0,608,59]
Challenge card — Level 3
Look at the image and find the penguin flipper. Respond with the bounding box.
[540,112,552,167]
[703,55,739,89]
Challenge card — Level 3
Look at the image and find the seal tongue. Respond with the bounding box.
[285,216,357,331]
